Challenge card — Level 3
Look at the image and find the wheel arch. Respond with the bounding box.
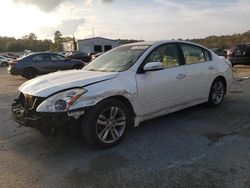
[104,95,135,115]
[24,66,38,73]
[22,67,38,79]
[212,75,227,95]
[94,95,136,127]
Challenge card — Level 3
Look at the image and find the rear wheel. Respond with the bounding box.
[82,99,131,149]
[22,68,37,79]
[75,64,83,70]
[208,78,226,107]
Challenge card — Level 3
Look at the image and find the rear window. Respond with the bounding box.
[230,44,247,53]
[245,46,250,56]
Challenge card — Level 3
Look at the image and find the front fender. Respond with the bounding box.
[70,89,135,110]
[68,71,138,115]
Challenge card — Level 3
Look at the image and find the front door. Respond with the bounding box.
[136,44,188,116]
[49,53,72,71]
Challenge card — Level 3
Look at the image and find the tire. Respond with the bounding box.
[1,62,8,67]
[75,64,83,70]
[82,98,131,149]
[208,78,226,107]
[22,68,37,79]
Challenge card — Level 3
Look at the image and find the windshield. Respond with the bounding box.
[84,45,149,72]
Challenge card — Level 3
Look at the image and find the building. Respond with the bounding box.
[77,37,120,54]
[62,41,75,52]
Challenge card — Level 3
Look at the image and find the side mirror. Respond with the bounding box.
[143,62,164,72]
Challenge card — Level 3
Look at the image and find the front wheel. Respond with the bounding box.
[82,99,131,149]
[1,62,8,67]
[208,78,226,107]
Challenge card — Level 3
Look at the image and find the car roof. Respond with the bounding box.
[27,52,64,56]
[123,40,209,49]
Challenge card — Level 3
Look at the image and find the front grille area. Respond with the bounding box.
[12,92,73,136]
[17,92,45,111]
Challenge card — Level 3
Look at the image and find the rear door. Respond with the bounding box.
[49,53,72,70]
[179,44,215,102]
[136,43,189,116]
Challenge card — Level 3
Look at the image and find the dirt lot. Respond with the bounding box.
[0,67,250,188]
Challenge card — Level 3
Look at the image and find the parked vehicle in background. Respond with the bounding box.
[7,53,19,59]
[0,54,16,61]
[91,52,104,60]
[211,48,227,58]
[0,56,10,67]
[8,52,84,79]
[88,52,98,57]
[227,43,250,66]
[12,40,232,149]
[66,51,91,62]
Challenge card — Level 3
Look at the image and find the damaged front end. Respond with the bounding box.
[11,92,86,136]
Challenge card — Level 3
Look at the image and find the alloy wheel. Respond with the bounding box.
[96,106,126,144]
[211,81,224,105]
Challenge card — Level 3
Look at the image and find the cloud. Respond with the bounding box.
[38,18,85,38]
[58,18,86,35]
[13,0,72,12]
[102,0,114,2]
[14,0,115,12]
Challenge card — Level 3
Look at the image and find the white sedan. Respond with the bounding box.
[0,56,10,67]
[12,40,232,149]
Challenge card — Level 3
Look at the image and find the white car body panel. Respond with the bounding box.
[18,69,118,97]
[18,40,233,127]
[184,61,215,102]
[136,66,188,116]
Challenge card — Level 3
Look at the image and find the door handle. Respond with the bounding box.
[176,74,186,79]
[208,66,215,70]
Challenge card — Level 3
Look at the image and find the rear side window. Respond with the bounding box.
[32,54,44,61]
[180,45,205,65]
[203,49,212,61]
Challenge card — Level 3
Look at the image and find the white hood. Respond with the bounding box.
[19,70,118,97]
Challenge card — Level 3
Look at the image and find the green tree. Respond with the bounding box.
[72,35,77,51]
[5,41,25,52]
[52,30,63,51]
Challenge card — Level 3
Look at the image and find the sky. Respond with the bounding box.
[0,0,249,40]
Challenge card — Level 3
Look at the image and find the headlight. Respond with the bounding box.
[37,88,87,112]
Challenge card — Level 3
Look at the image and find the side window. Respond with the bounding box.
[145,44,180,68]
[203,49,211,61]
[181,45,205,65]
[50,54,65,61]
[32,54,44,61]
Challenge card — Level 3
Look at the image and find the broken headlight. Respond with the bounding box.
[36,88,87,112]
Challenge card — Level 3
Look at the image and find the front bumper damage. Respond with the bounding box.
[11,93,84,136]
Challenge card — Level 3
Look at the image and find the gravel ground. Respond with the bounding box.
[0,66,250,188]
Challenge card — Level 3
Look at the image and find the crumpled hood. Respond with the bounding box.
[19,70,118,97]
